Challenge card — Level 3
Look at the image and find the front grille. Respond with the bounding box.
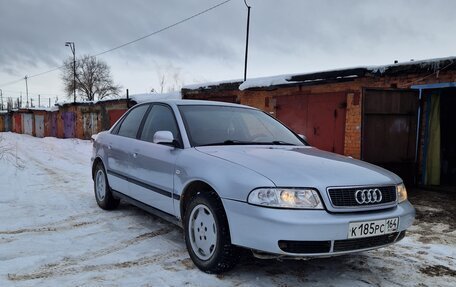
[333,232,402,252]
[278,240,331,254]
[328,186,396,208]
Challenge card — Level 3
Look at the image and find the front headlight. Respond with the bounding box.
[247,188,323,209]
[396,183,408,203]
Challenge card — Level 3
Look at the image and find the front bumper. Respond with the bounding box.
[222,199,415,256]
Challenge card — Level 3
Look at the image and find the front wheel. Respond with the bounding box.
[94,162,120,210]
[184,191,239,273]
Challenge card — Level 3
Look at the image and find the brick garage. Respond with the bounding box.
[182,57,456,186]
[56,99,130,140]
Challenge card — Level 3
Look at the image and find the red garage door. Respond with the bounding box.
[13,114,22,134]
[275,92,347,154]
[108,109,127,128]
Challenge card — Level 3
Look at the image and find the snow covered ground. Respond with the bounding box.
[0,132,454,286]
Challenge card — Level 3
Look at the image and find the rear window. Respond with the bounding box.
[116,105,149,138]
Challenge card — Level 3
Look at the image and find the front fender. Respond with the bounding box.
[174,148,274,218]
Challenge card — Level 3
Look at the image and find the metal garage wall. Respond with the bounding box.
[50,112,57,137]
[362,88,419,184]
[82,112,98,139]
[275,92,347,154]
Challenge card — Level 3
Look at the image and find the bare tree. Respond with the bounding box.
[62,55,121,101]
[154,63,183,93]
[0,136,24,169]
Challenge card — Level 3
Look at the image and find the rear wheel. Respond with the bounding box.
[184,191,239,273]
[94,162,120,210]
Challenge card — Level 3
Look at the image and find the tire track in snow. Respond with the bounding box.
[8,249,186,281]
[0,211,128,235]
[0,220,101,235]
[17,138,89,188]
[12,225,176,280]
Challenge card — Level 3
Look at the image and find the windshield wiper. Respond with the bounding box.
[199,140,297,147]
[199,140,257,146]
[270,141,296,145]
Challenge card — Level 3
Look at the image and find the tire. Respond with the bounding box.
[93,162,120,210]
[184,190,239,274]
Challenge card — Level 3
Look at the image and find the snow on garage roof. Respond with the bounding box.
[182,56,456,91]
[129,91,182,103]
[240,56,456,90]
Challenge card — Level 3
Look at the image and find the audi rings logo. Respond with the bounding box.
[354,189,383,204]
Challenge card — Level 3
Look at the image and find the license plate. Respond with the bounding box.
[348,218,399,239]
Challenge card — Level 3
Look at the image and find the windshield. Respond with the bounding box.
[178,105,306,147]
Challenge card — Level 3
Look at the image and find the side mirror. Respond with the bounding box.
[298,134,307,141]
[153,131,175,145]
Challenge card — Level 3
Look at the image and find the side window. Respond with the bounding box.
[140,105,180,143]
[117,105,149,138]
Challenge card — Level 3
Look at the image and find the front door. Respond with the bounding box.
[130,104,181,215]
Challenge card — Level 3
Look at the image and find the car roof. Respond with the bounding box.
[141,99,258,110]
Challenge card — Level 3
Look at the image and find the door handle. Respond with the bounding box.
[108,144,112,150]
[132,152,138,158]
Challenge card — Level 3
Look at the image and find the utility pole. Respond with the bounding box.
[0,89,3,110]
[38,94,40,107]
[24,76,29,108]
[65,42,76,103]
[243,0,251,82]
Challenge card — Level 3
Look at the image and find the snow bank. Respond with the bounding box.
[183,79,242,90]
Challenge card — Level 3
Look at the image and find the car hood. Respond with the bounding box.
[195,146,401,188]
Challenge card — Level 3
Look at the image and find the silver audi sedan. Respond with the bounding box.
[91,100,415,273]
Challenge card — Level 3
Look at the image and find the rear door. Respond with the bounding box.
[362,88,419,184]
[129,104,182,215]
[105,104,150,195]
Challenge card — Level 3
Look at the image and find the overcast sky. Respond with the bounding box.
[0,0,455,103]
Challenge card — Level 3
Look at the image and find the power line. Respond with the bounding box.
[0,78,24,87]
[0,0,233,88]
[28,66,65,79]
[0,89,61,96]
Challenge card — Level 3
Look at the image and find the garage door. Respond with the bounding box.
[23,114,33,135]
[362,89,419,184]
[35,115,45,138]
[275,92,347,154]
